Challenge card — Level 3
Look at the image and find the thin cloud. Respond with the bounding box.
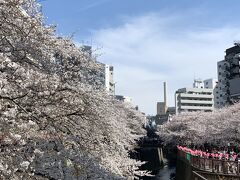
[90,13,240,114]
[78,0,111,12]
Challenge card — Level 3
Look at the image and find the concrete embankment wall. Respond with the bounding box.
[176,156,193,180]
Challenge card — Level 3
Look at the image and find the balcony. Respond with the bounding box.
[180,99,213,105]
[180,105,213,111]
[180,93,213,99]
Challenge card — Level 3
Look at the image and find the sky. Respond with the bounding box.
[40,0,240,115]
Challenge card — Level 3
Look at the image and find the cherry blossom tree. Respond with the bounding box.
[158,103,240,148]
[0,0,148,179]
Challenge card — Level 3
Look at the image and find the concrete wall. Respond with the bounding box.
[230,78,240,96]
[176,156,193,180]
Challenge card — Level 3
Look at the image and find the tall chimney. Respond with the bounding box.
[164,81,167,106]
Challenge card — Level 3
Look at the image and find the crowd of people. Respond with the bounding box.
[177,145,240,162]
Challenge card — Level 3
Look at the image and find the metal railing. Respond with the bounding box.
[178,149,240,176]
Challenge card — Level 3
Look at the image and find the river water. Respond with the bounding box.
[138,147,176,180]
[141,164,176,180]
[153,165,176,180]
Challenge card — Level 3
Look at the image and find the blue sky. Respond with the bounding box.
[40,0,240,115]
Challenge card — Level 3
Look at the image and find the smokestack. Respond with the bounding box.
[164,81,167,106]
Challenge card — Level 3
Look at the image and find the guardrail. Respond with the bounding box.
[178,149,240,176]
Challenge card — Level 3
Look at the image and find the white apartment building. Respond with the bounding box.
[80,45,115,95]
[105,65,115,95]
[175,83,214,114]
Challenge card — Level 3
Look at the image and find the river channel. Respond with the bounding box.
[141,162,176,180]
[138,147,176,180]
[152,165,176,180]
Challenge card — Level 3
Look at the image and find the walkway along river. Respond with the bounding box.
[176,148,240,180]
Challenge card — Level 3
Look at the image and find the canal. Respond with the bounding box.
[142,164,176,180]
[152,165,176,180]
[136,147,177,180]
[135,128,176,179]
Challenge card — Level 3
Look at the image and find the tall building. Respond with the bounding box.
[80,45,115,95]
[105,65,115,95]
[175,80,214,114]
[217,43,240,108]
[216,60,229,108]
